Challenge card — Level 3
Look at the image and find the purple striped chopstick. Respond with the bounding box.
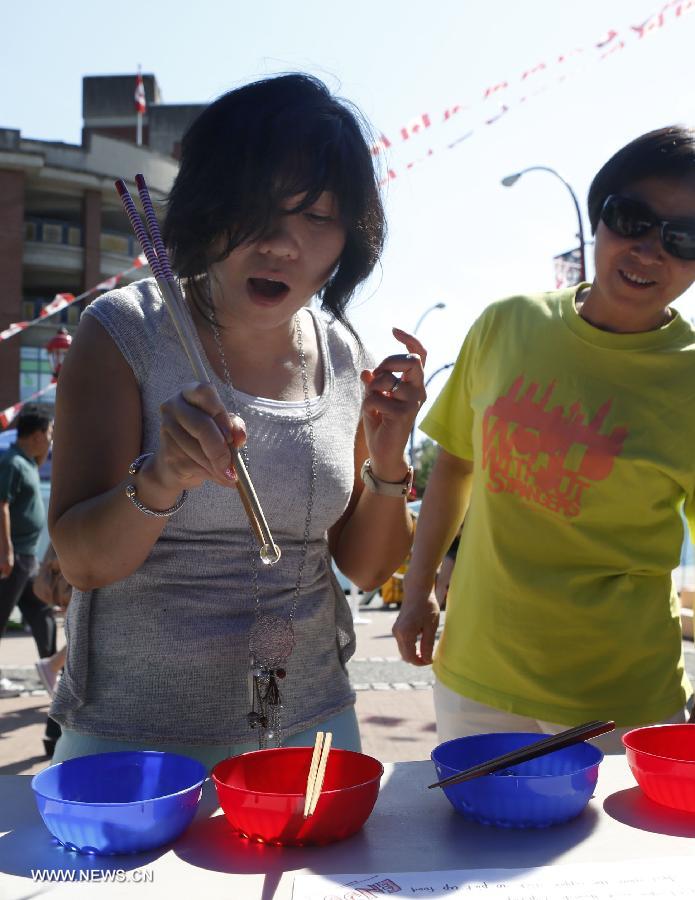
[114,181,163,280]
[114,177,280,565]
[135,175,174,280]
[115,179,207,382]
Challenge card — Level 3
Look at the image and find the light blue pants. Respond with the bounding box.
[51,706,361,771]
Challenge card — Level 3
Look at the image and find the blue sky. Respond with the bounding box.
[4,0,695,429]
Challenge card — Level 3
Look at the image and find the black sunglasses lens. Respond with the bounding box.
[601,196,653,238]
[602,195,695,260]
[663,225,695,261]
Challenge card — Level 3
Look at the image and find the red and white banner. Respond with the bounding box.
[374,0,694,185]
[0,254,147,345]
[0,381,57,430]
[0,254,148,428]
[554,248,584,289]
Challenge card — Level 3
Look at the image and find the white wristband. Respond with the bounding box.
[360,458,413,497]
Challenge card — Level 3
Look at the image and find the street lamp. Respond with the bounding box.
[414,301,446,336]
[407,302,447,469]
[409,361,454,478]
[45,327,72,382]
[501,165,586,283]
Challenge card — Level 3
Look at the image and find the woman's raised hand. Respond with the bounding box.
[151,383,247,492]
[360,327,427,477]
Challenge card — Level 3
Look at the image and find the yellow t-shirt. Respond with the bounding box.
[422,286,694,726]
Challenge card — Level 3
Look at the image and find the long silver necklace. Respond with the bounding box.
[210,304,317,749]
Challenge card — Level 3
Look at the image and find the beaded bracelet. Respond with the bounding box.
[125,452,188,518]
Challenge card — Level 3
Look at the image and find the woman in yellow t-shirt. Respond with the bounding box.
[393,126,695,754]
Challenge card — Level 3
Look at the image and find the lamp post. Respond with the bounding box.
[409,361,454,483]
[501,166,586,283]
[45,327,72,382]
[413,301,446,336]
[407,303,446,469]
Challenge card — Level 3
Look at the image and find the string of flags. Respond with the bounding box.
[0,254,148,429]
[373,0,694,184]
[0,254,147,345]
[0,381,57,430]
[0,0,692,426]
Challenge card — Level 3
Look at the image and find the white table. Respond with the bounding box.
[0,756,693,898]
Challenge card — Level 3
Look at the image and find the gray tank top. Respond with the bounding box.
[52,278,368,744]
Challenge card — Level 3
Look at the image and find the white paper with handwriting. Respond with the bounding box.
[293,858,691,899]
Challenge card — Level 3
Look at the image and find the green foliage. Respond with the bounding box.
[413,438,438,497]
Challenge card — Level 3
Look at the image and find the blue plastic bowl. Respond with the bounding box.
[431,732,603,828]
[31,751,207,855]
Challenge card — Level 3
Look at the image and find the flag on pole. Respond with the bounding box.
[134,70,147,114]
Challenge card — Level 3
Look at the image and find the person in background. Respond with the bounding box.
[394,126,695,753]
[33,541,71,697]
[0,406,54,654]
[48,74,425,769]
[0,405,61,755]
[433,528,462,611]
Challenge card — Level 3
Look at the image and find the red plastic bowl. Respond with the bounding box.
[622,724,695,812]
[211,747,384,846]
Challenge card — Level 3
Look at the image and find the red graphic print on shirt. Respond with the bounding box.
[482,375,628,518]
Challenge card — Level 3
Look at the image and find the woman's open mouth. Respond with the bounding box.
[247,277,290,302]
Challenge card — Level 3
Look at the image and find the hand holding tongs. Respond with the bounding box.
[115,175,280,565]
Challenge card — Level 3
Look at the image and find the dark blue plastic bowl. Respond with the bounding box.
[31,751,207,855]
[431,732,603,828]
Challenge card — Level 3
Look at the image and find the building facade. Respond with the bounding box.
[0,74,202,415]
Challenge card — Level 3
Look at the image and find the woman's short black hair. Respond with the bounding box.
[587,125,695,233]
[163,73,385,336]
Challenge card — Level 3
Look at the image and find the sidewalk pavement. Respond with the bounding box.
[0,600,436,776]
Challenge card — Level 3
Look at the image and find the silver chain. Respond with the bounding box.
[209,307,317,639]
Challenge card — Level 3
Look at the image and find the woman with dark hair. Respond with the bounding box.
[394,126,695,753]
[48,74,425,767]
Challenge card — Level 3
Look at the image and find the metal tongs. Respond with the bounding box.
[115,175,280,565]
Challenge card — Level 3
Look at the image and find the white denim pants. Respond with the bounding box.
[434,679,690,755]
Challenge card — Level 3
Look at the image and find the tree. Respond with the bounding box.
[413,438,438,498]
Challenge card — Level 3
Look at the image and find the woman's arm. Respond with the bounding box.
[49,315,242,591]
[392,449,473,666]
[328,328,426,591]
[328,422,414,591]
[0,501,13,577]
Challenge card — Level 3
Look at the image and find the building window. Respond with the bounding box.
[20,347,54,402]
[67,226,82,246]
[100,232,131,255]
[42,223,64,244]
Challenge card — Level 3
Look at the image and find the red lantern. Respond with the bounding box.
[45,327,73,381]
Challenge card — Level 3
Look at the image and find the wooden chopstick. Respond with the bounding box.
[303,732,324,818]
[304,731,333,818]
[308,732,333,817]
[428,720,615,790]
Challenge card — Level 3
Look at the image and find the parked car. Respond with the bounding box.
[332,561,358,595]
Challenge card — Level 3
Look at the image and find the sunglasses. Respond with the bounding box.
[600,194,695,261]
